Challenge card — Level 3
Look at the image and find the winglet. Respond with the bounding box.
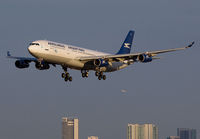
[186,41,195,48]
[7,51,11,57]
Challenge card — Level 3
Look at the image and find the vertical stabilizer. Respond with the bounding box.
[116,30,135,54]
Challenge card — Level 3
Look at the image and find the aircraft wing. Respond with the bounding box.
[78,41,194,62]
[7,51,37,62]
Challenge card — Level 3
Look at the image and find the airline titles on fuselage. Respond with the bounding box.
[48,42,85,52]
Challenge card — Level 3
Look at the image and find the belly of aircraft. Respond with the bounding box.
[32,52,85,70]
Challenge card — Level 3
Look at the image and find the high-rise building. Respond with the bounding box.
[177,128,196,139]
[127,124,158,139]
[167,136,180,139]
[62,117,79,139]
[88,136,99,139]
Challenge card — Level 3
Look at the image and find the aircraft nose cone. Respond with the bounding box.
[28,45,34,54]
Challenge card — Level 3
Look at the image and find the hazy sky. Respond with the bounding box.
[0,0,199,139]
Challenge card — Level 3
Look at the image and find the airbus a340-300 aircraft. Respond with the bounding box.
[7,30,194,82]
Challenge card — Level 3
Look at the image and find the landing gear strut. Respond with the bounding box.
[95,71,106,80]
[61,67,72,82]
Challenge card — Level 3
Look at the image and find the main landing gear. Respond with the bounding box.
[60,67,107,81]
[95,71,106,80]
[81,70,89,78]
[61,67,72,82]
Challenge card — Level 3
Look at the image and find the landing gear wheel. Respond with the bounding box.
[100,72,103,76]
[64,76,68,82]
[66,73,70,78]
[85,72,89,77]
[61,73,65,78]
[102,75,106,80]
[98,76,102,80]
[82,72,89,78]
[95,71,99,76]
[69,76,72,82]
[82,73,85,78]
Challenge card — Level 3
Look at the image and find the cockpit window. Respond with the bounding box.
[29,43,40,46]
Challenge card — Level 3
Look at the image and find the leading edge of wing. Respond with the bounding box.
[78,41,194,61]
[6,51,37,62]
[145,41,195,55]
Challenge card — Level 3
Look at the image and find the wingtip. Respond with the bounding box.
[187,41,195,48]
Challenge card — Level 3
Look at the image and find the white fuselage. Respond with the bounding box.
[28,40,129,72]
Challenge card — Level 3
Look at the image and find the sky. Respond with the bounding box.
[0,0,200,139]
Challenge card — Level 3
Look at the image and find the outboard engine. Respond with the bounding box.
[138,54,152,63]
[15,60,29,69]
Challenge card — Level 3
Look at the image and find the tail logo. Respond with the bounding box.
[124,43,131,49]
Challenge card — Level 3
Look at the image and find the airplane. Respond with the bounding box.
[7,30,194,82]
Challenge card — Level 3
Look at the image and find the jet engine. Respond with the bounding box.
[15,60,29,69]
[35,62,50,70]
[94,59,102,66]
[93,59,108,67]
[138,54,152,63]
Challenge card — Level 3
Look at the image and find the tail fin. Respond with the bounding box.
[116,30,135,54]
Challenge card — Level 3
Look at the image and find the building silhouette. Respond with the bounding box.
[167,136,180,139]
[62,117,79,139]
[177,128,196,139]
[88,136,99,139]
[127,124,158,139]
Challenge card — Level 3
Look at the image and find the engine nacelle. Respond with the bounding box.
[93,59,108,67]
[15,60,29,69]
[35,62,50,70]
[138,54,152,63]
